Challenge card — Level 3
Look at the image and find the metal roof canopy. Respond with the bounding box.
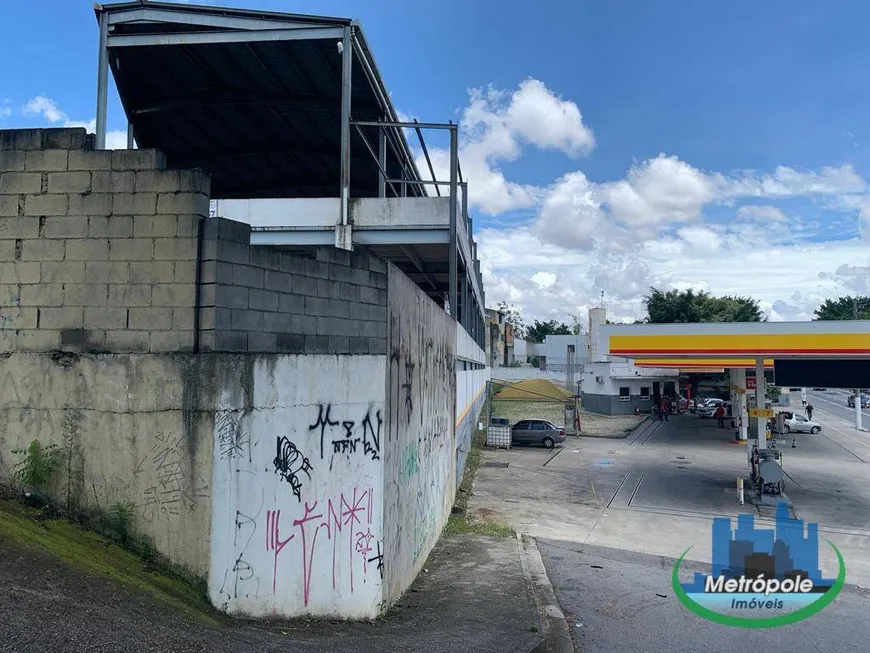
[602,320,870,360]
[93,1,427,202]
[634,358,774,369]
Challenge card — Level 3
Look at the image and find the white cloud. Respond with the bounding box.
[531,271,556,288]
[736,205,788,223]
[20,95,127,149]
[22,95,67,123]
[453,81,870,324]
[409,78,595,214]
[601,154,718,227]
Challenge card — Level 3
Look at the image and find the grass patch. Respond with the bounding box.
[0,499,224,627]
[446,424,515,538]
[491,399,565,426]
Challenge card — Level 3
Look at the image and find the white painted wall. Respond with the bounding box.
[211,198,339,227]
[209,196,450,230]
[351,197,450,228]
[209,355,386,618]
[581,360,679,396]
[543,334,589,365]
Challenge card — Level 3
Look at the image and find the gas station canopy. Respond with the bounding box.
[602,320,870,364]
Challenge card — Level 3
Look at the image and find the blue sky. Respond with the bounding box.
[3,0,870,322]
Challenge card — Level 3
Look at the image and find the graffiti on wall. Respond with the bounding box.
[0,292,20,328]
[264,486,380,606]
[136,432,209,522]
[273,436,312,502]
[218,470,264,602]
[310,404,382,464]
[210,366,387,617]
[383,276,457,594]
[215,410,251,461]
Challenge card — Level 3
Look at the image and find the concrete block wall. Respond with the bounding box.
[200,217,388,354]
[0,128,210,354]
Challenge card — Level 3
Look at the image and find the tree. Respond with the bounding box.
[814,296,870,320]
[525,319,571,343]
[496,300,526,339]
[569,313,585,335]
[766,382,781,402]
[644,287,762,323]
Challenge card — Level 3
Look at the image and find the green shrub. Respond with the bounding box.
[11,440,62,492]
[108,500,136,545]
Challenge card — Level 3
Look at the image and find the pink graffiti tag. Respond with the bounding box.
[265,510,294,594]
[293,501,329,607]
[264,487,378,606]
[356,529,375,575]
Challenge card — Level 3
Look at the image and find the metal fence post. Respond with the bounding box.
[448,125,458,318]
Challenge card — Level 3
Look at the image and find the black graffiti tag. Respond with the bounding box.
[273,436,313,502]
[361,409,383,461]
[310,404,340,459]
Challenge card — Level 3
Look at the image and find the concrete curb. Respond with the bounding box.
[517,534,574,653]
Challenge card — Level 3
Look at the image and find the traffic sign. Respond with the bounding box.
[750,408,774,418]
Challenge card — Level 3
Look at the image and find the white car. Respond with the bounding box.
[697,398,725,418]
[775,413,822,434]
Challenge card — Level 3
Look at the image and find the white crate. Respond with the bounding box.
[486,424,511,449]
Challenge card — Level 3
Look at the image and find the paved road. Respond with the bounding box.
[539,540,870,653]
[806,388,870,425]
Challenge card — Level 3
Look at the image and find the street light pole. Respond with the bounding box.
[854,298,863,430]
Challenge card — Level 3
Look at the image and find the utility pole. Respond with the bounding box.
[854,297,863,430]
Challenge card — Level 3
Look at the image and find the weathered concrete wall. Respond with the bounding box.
[455,324,488,488]
[382,264,456,604]
[209,355,385,618]
[0,352,215,576]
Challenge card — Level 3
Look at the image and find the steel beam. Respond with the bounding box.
[402,246,438,291]
[126,122,134,149]
[414,119,440,197]
[335,25,353,251]
[383,178,454,186]
[106,26,344,48]
[95,11,109,150]
[448,125,458,320]
[351,119,456,130]
[106,7,322,32]
[378,122,387,197]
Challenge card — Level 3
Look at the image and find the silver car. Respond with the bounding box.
[510,419,566,449]
[777,414,822,435]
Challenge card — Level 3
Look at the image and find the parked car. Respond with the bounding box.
[697,398,725,418]
[510,419,566,449]
[812,387,827,391]
[848,393,870,408]
[772,412,822,434]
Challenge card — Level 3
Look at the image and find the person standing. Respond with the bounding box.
[660,398,669,421]
[806,403,814,420]
[714,404,725,428]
